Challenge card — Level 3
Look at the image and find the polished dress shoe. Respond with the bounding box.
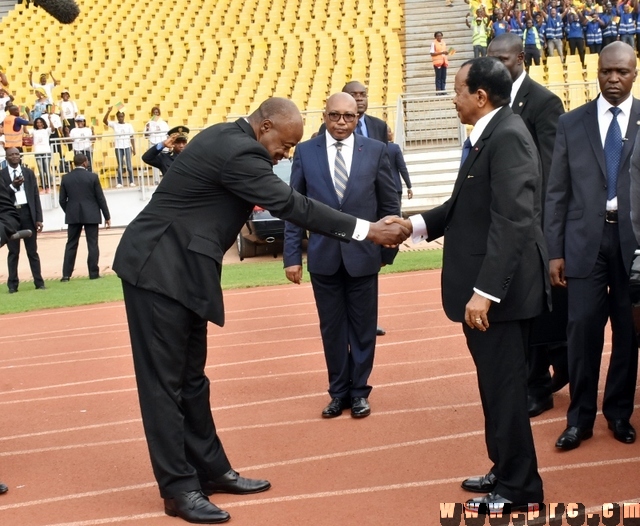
[465,492,540,514]
[201,469,270,495]
[608,419,636,444]
[8,289,17,294]
[164,490,230,524]
[528,395,553,417]
[555,426,593,450]
[90,275,101,280]
[60,277,70,282]
[351,397,371,418]
[322,397,350,418]
[461,472,497,493]
[35,284,46,290]
[0,482,7,494]
[376,326,386,336]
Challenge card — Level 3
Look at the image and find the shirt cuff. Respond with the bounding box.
[473,287,501,304]
[409,214,428,244]
[156,142,164,150]
[352,218,370,241]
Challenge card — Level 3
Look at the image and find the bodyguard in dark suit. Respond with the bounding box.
[0,181,18,494]
[283,93,400,419]
[546,42,639,451]
[488,33,568,418]
[392,58,549,513]
[112,98,408,524]
[387,127,413,203]
[1,148,45,293]
[59,154,111,281]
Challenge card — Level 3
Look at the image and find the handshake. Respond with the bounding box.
[367,216,414,247]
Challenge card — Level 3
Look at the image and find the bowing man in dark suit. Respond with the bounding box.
[1,148,45,293]
[112,98,408,524]
[0,182,18,494]
[283,93,400,419]
[546,42,640,451]
[387,127,413,204]
[488,33,568,418]
[59,153,111,281]
[391,57,549,514]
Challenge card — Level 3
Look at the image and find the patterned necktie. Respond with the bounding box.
[356,119,363,135]
[604,106,623,200]
[334,142,349,203]
[460,138,472,166]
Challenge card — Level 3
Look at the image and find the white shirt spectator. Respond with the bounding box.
[145,118,169,145]
[59,100,78,122]
[69,126,93,151]
[108,121,135,149]
[32,128,52,154]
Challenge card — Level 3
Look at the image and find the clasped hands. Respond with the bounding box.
[367,216,413,247]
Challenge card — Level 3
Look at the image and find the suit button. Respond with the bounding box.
[444,226,450,231]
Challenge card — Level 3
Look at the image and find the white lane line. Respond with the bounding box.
[9,457,640,524]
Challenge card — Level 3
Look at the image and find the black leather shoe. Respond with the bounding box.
[608,419,636,444]
[464,492,540,514]
[351,397,371,418]
[461,472,497,493]
[0,482,7,494]
[90,275,101,280]
[322,397,349,418]
[376,326,386,336]
[8,289,17,294]
[35,285,46,290]
[528,395,553,417]
[164,490,230,524]
[201,469,270,496]
[555,426,593,450]
[60,277,70,282]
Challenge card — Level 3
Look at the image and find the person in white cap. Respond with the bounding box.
[69,115,95,172]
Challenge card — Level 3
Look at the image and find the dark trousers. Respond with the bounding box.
[463,319,543,503]
[473,45,487,58]
[121,281,231,498]
[588,42,602,54]
[62,223,100,278]
[568,37,586,65]
[7,205,44,290]
[528,286,569,399]
[566,222,638,428]
[524,45,541,67]
[434,66,447,92]
[310,263,378,399]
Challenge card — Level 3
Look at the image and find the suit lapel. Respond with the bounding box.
[447,107,509,213]
[511,75,530,116]
[583,99,607,179]
[620,98,640,171]
[342,134,365,202]
[315,135,339,204]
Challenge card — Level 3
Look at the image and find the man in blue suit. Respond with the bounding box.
[283,93,400,419]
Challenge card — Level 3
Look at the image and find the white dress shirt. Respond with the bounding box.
[9,165,28,205]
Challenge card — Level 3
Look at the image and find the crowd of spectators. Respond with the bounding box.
[466,0,640,65]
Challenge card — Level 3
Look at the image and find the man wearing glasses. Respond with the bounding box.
[283,93,399,419]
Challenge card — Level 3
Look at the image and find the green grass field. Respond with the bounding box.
[0,250,443,315]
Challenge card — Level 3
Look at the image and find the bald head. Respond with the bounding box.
[598,42,638,106]
[487,33,525,81]
[326,92,358,112]
[249,97,303,164]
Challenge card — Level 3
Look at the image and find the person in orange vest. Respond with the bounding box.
[430,31,450,93]
[3,105,32,153]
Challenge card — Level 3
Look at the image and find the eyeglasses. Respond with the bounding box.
[327,112,357,123]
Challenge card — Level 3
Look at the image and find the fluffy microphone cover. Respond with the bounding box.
[33,0,80,24]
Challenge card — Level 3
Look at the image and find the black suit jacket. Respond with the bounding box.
[59,167,111,225]
[0,182,19,247]
[113,119,360,326]
[387,142,411,193]
[317,113,389,143]
[512,74,565,193]
[546,96,640,278]
[1,165,42,226]
[422,106,551,323]
[141,144,178,175]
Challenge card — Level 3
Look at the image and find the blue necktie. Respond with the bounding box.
[604,107,623,200]
[356,119,363,135]
[460,138,472,166]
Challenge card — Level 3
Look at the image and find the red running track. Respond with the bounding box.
[0,270,638,525]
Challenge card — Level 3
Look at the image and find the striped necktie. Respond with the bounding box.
[334,142,349,203]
